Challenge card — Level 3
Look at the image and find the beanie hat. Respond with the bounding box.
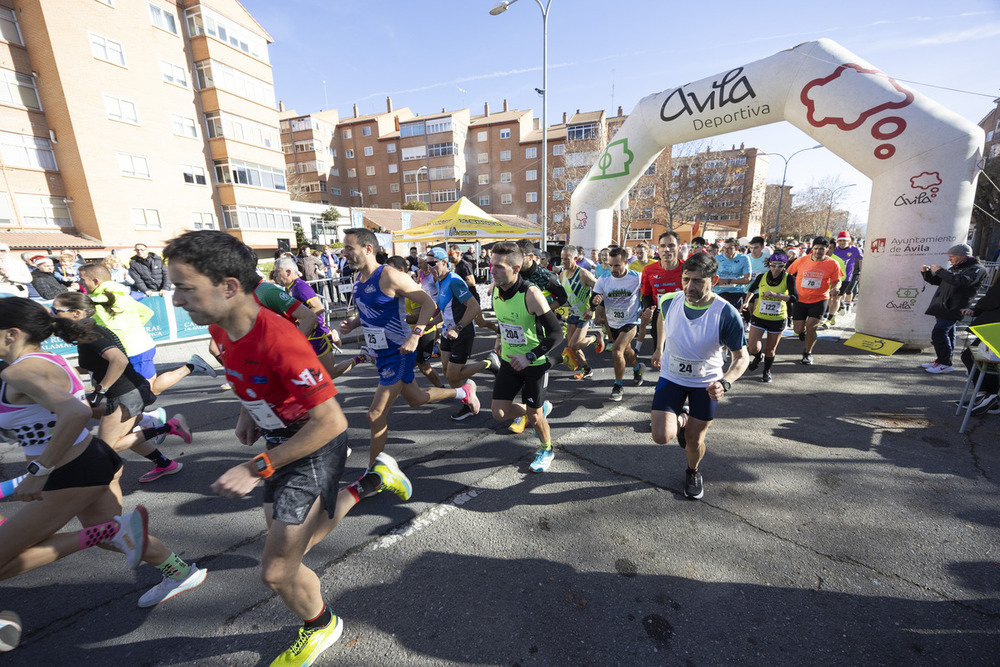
[947,243,972,257]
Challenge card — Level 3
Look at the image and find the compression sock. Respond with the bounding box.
[304,604,333,630]
[614,380,623,387]
[79,520,119,550]
[184,363,196,373]
[141,424,171,442]
[763,355,775,374]
[143,450,172,468]
[539,441,552,450]
[453,387,467,401]
[347,472,382,501]
[155,552,192,580]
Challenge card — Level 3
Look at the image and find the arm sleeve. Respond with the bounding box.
[786,277,799,304]
[546,275,568,305]
[529,309,564,357]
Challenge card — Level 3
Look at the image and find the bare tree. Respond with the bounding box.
[549,129,606,240]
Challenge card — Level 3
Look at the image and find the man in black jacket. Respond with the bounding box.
[920,243,985,373]
[129,244,171,297]
[30,256,65,300]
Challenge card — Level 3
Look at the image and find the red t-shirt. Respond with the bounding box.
[210,307,337,430]
[640,261,684,304]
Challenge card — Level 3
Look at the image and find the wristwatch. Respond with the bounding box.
[251,452,275,479]
[27,460,55,476]
[719,379,732,393]
[525,352,538,363]
[411,326,424,337]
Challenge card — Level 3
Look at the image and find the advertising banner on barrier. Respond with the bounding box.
[40,295,209,357]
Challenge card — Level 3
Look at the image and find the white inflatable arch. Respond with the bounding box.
[569,39,984,346]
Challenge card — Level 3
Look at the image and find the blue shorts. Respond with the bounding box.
[375,346,417,386]
[128,348,157,380]
[567,314,592,327]
[651,377,717,422]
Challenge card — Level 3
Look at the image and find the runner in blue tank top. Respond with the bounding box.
[339,228,480,495]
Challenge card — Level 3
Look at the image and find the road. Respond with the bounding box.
[2,325,998,666]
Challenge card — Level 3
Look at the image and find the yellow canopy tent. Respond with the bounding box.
[392,197,541,244]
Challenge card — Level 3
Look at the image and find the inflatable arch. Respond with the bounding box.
[569,39,984,346]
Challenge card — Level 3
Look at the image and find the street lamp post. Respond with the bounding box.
[491,0,551,250]
[414,165,428,206]
[822,183,856,236]
[760,144,822,245]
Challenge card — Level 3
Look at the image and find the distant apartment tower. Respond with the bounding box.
[980,97,1000,160]
[1,0,289,250]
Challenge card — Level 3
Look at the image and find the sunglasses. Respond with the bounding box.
[769,262,786,267]
[50,306,74,314]
[426,260,439,267]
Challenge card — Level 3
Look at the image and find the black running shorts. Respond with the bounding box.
[262,429,347,525]
[44,437,123,491]
[792,300,827,321]
[493,359,551,409]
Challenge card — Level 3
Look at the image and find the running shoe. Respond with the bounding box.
[801,353,813,365]
[920,361,937,368]
[106,506,149,569]
[827,315,837,327]
[373,452,412,501]
[138,460,183,483]
[359,346,376,365]
[0,610,21,653]
[270,615,344,667]
[219,382,232,391]
[594,333,606,354]
[798,332,806,342]
[461,380,480,415]
[484,350,500,377]
[610,383,624,402]
[676,407,689,449]
[541,400,552,419]
[451,403,475,421]
[529,446,554,473]
[633,363,646,387]
[971,394,999,416]
[925,363,955,374]
[508,415,527,434]
[167,414,192,444]
[561,348,578,371]
[188,354,217,377]
[683,469,704,500]
[747,353,762,372]
[138,564,207,608]
[761,371,772,383]
[573,367,594,380]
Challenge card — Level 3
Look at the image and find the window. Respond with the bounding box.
[390,182,399,193]
[425,119,453,134]
[221,205,293,231]
[131,207,162,230]
[500,194,512,205]
[203,110,280,149]
[565,178,582,191]
[637,208,654,219]
[214,159,286,191]
[626,228,653,241]
[160,60,188,87]
[526,170,537,181]
[566,151,598,167]
[527,214,537,223]
[194,60,275,107]
[149,3,178,35]
[186,7,269,63]
[400,122,425,138]
[386,143,396,153]
[0,7,23,45]
[331,168,339,176]
[526,192,537,203]
[552,167,565,179]
[364,146,373,157]
[427,141,457,158]
[190,212,215,230]
[347,168,356,178]
[345,149,354,158]
[552,144,565,156]
[182,164,207,185]
[388,163,398,174]
[365,166,375,176]
[0,193,12,225]
[431,189,457,203]
[403,169,428,183]
[17,195,71,227]
[632,185,655,199]
[89,33,126,67]
[342,129,352,140]
[552,191,565,201]
[672,169,681,177]
[117,152,150,178]
[646,163,657,175]
[0,132,57,170]
[477,131,487,142]
[500,172,512,183]
[525,147,537,159]
[478,174,489,185]
[362,126,372,136]
[478,153,488,164]
[500,150,511,162]
[171,113,198,138]
[294,140,316,152]
[103,94,137,123]
[391,202,402,209]
[552,211,564,223]
[429,166,454,180]
[567,123,597,141]
[500,128,511,139]
[368,185,377,195]
[401,146,426,161]
[479,195,490,206]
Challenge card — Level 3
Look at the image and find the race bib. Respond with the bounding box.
[499,322,527,346]
[362,326,388,350]
[612,309,628,321]
[668,354,708,378]
[802,272,823,290]
[759,299,782,315]
[240,398,284,430]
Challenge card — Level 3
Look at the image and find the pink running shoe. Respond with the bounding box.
[461,380,480,415]
[138,460,184,483]
[166,414,192,444]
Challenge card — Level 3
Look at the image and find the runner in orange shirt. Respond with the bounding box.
[787,236,843,366]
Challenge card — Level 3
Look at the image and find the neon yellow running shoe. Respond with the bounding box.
[508,415,527,434]
[270,616,344,667]
[372,452,412,501]
[561,348,578,371]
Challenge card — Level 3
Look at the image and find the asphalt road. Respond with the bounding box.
[1,321,998,666]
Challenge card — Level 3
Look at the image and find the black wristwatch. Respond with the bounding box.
[719,379,732,393]
[525,352,537,362]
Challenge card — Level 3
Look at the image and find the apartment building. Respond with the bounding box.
[1,0,289,252]
[980,97,1000,160]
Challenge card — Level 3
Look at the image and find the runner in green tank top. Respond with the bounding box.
[557,245,601,379]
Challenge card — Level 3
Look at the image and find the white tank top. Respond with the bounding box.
[658,294,726,388]
[0,353,90,457]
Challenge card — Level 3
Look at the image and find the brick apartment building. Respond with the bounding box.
[980,97,1000,161]
[0,0,290,252]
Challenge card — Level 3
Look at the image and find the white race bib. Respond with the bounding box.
[668,354,708,378]
[362,326,388,350]
[240,398,284,430]
[612,309,628,321]
[759,299,782,315]
[801,272,823,290]
[499,322,527,346]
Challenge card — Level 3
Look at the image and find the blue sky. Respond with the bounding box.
[240,0,999,224]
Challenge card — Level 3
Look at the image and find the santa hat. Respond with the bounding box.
[836,231,851,240]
